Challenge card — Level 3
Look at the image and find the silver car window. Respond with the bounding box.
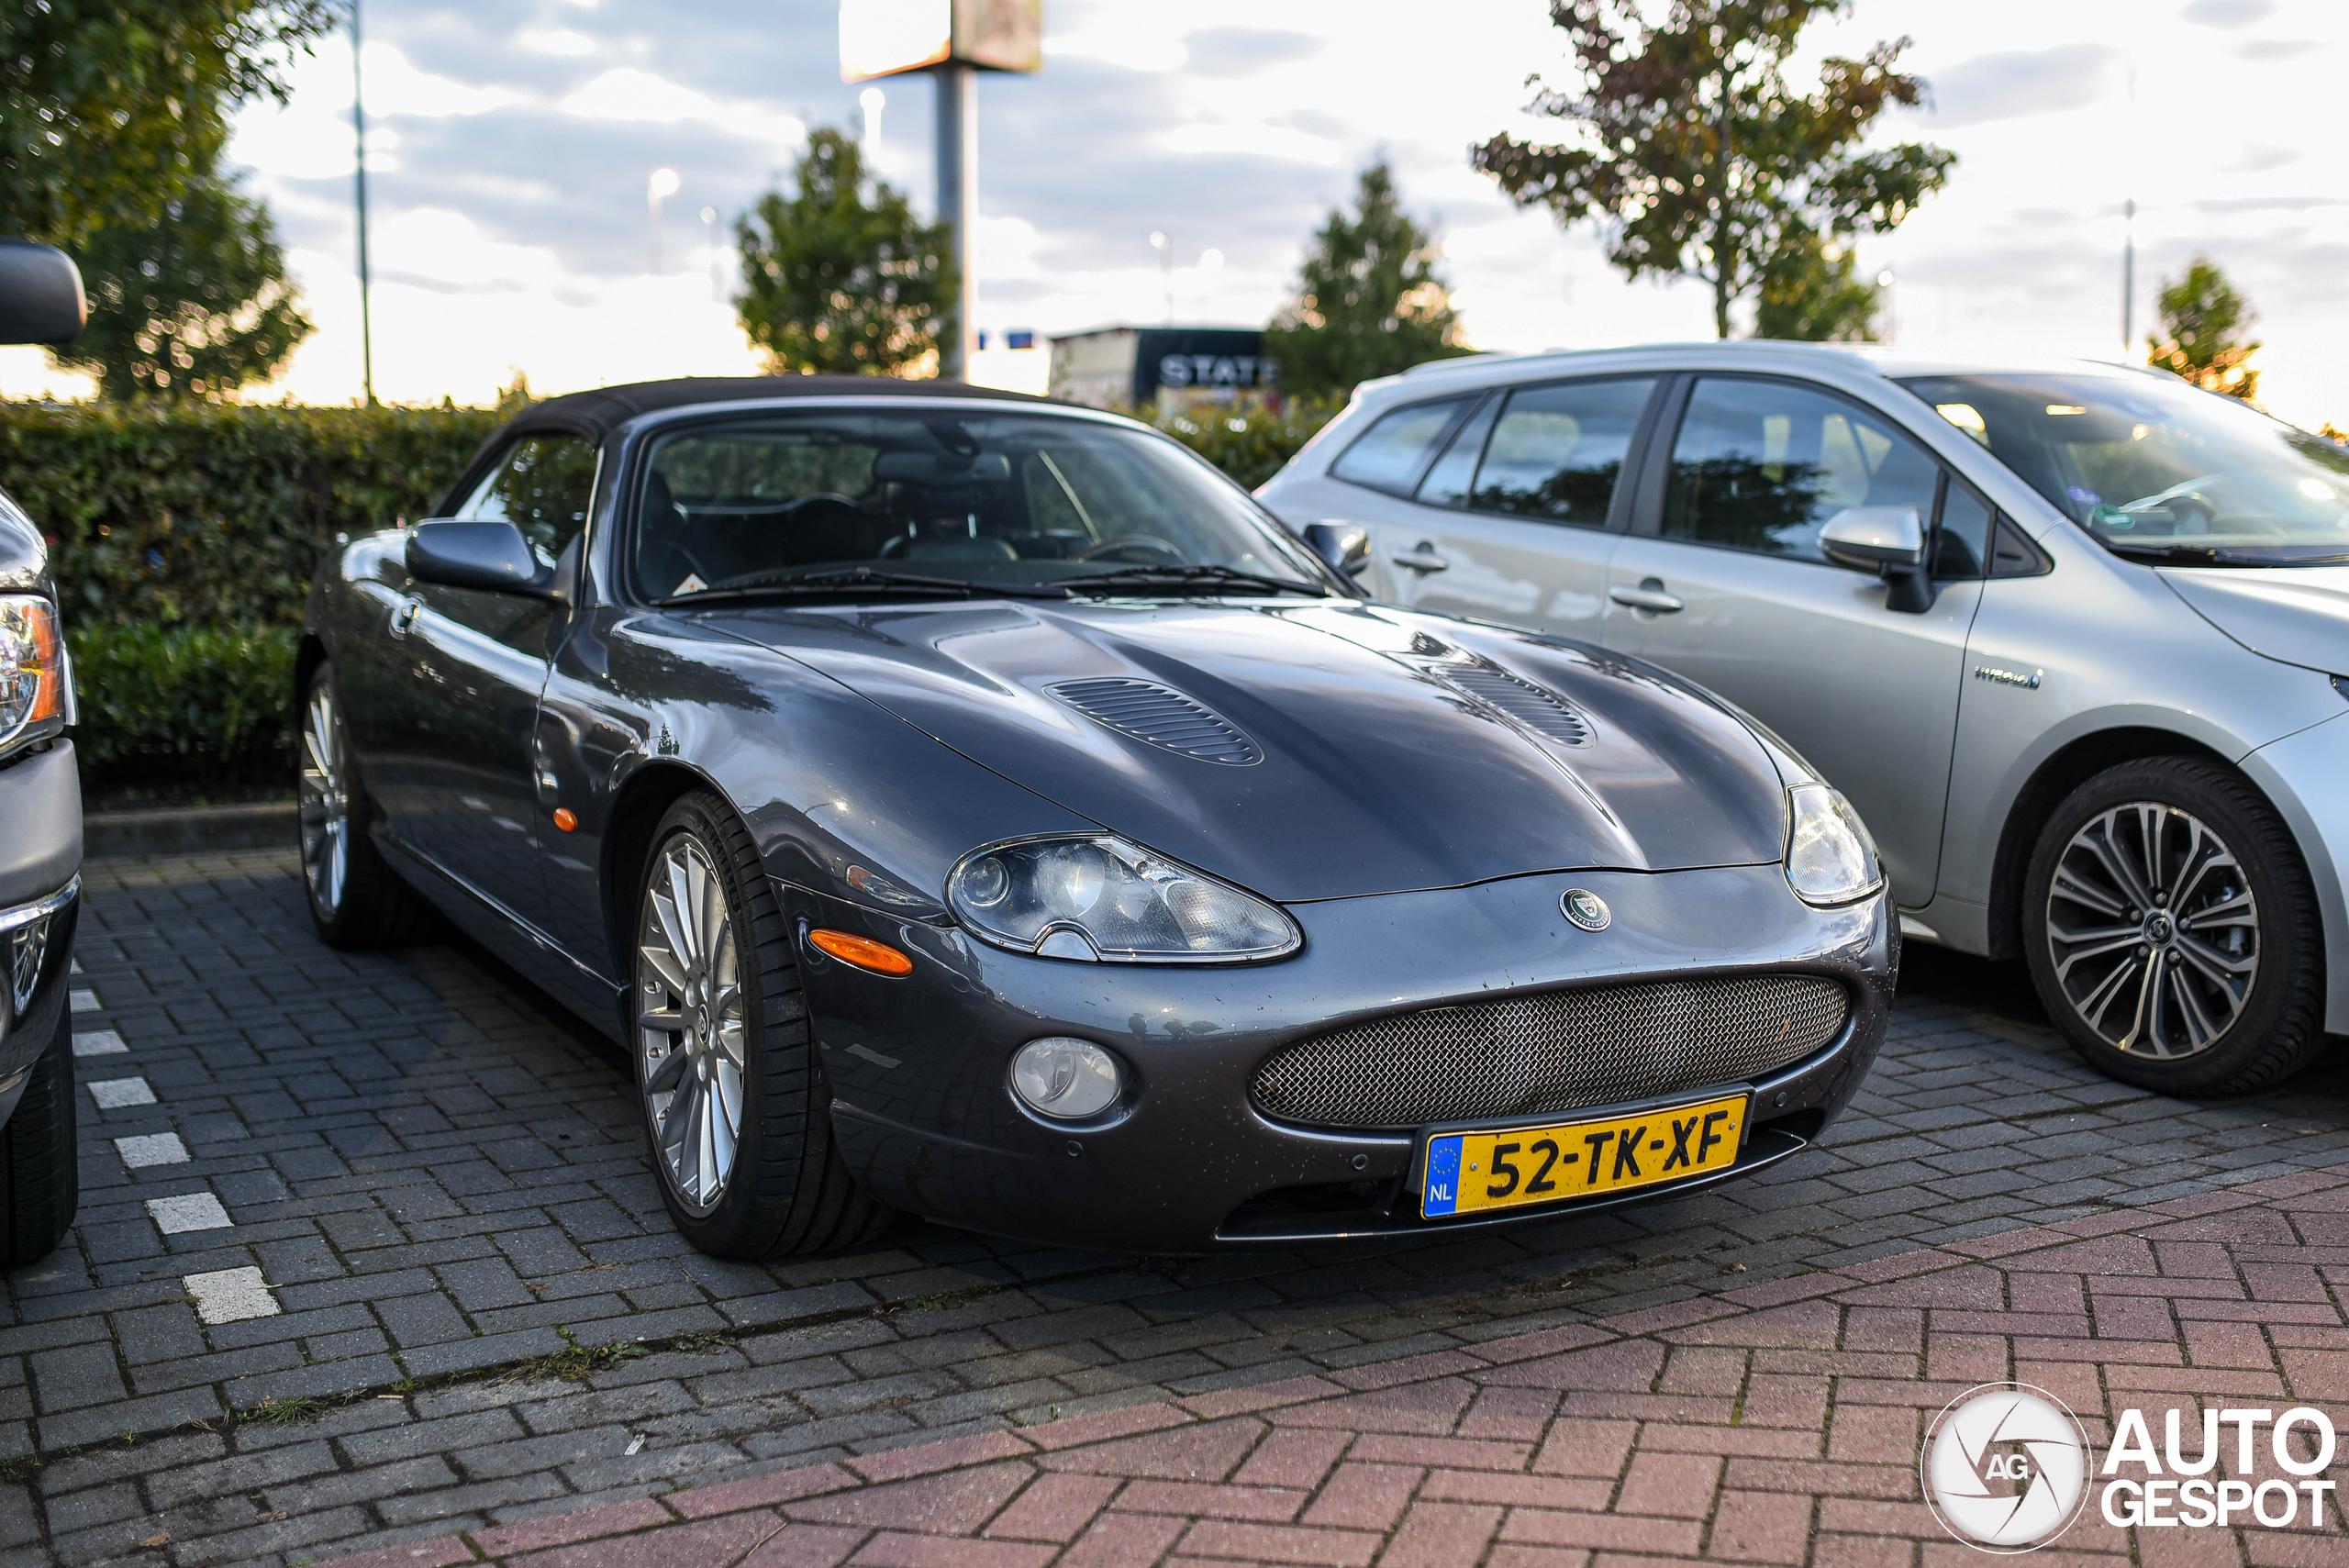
[1663,378,1941,565]
[1463,378,1657,527]
[1329,397,1473,495]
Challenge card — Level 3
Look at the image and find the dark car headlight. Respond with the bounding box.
[1784,784,1883,906]
[0,595,64,761]
[947,833,1301,962]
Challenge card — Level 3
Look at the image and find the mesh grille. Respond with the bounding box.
[1252,975,1848,1129]
[1443,664,1591,747]
[1050,677,1261,764]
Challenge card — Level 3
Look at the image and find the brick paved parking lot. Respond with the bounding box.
[7,849,2348,1566]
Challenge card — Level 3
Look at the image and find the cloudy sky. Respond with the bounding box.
[24,0,2345,428]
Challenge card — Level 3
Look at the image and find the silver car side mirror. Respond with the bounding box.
[1820,506,1934,615]
[1301,521,1370,578]
[406,519,556,597]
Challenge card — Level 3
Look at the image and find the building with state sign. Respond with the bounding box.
[1046,327,1278,414]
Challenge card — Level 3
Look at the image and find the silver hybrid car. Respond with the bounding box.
[1259,343,2349,1096]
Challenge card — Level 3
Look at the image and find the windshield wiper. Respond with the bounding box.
[2099,540,2349,567]
[1057,563,1332,597]
[659,567,1065,606]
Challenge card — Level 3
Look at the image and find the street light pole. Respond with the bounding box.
[2121,198,2136,356]
[933,63,977,379]
[648,168,680,274]
[351,0,373,406]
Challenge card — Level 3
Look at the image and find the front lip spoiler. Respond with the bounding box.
[1212,1124,1809,1242]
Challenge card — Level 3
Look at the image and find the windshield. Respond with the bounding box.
[1896,373,2349,566]
[632,408,1333,600]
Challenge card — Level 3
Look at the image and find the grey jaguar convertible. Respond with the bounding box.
[298,376,1893,1258]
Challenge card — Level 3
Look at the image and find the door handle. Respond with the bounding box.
[1609,579,1684,614]
[390,595,425,638]
[1390,543,1450,574]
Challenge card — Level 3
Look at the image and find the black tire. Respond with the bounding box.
[300,661,435,950]
[0,1002,77,1266]
[2021,757,2325,1096]
[631,791,891,1259]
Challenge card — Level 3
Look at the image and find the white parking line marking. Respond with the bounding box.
[147,1194,232,1234]
[73,1029,128,1058]
[69,958,81,974]
[184,1266,277,1324]
[69,989,99,1013]
[88,1078,156,1108]
[116,1134,188,1168]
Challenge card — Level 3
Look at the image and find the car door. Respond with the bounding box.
[382,431,598,935]
[1322,379,1661,639]
[1604,375,1984,907]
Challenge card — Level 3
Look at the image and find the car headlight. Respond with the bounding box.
[947,833,1301,962]
[1784,784,1883,906]
[0,595,64,759]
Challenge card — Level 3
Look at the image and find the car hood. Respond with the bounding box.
[2160,564,2349,675]
[698,598,1788,903]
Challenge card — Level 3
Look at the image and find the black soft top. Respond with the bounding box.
[441,374,1067,515]
[502,374,1061,444]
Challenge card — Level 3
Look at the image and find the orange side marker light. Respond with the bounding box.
[807,929,914,977]
[551,807,578,832]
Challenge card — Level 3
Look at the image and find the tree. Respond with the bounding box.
[1753,234,1878,341]
[60,164,312,399]
[0,2,336,249]
[1473,0,1953,339]
[2148,257,2259,403]
[1262,161,1470,401]
[734,128,956,377]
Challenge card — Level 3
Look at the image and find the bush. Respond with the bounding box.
[1157,399,1341,491]
[0,400,501,630]
[67,620,299,790]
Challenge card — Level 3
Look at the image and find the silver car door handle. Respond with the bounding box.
[390,595,425,637]
[1609,583,1684,613]
[1390,547,1450,573]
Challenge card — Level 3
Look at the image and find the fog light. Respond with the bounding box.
[1009,1037,1122,1120]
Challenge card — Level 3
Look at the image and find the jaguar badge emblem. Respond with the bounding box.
[1562,888,1610,932]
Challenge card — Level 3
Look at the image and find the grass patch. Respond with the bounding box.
[236,1396,328,1426]
[492,1326,652,1386]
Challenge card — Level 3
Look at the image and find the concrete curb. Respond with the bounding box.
[83,799,295,859]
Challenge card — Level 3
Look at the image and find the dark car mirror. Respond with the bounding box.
[1301,521,1370,578]
[0,240,84,345]
[406,519,554,596]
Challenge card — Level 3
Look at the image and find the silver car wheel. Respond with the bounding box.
[298,682,350,918]
[2043,801,2258,1059]
[636,834,747,1216]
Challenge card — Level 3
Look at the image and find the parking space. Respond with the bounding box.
[5,849,2347,1565]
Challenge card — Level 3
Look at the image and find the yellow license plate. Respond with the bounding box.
[1419,1092,1749,1218]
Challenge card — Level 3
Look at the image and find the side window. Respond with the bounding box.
[1329,397,1472,495]
[457,434,599,562]
[1415,395,1497,506]
[1466,377,1656,526]
[1663,379,1940,564]
[1932,481,1995,579]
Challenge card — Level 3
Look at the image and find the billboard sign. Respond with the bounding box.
[841,0,1041,81]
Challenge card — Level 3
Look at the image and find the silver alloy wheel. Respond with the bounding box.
[298,682,350,918]
[635,835,747,1215]
[2044,801,2258,1058]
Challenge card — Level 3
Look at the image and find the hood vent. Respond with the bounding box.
[1050,677,1263,765]
[1442,663,1592,747]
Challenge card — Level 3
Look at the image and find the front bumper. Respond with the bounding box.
[0,742,83,1125]
[793,862,1893,1253]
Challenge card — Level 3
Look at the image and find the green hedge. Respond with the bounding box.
[1157,399,1341,491]
[68,620,298,789]
[1,400,501,630]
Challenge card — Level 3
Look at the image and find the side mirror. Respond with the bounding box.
[406,519,553,596]
[0,240,84,345]
[1301,521,1370,578]
[1820,506,1934,615]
